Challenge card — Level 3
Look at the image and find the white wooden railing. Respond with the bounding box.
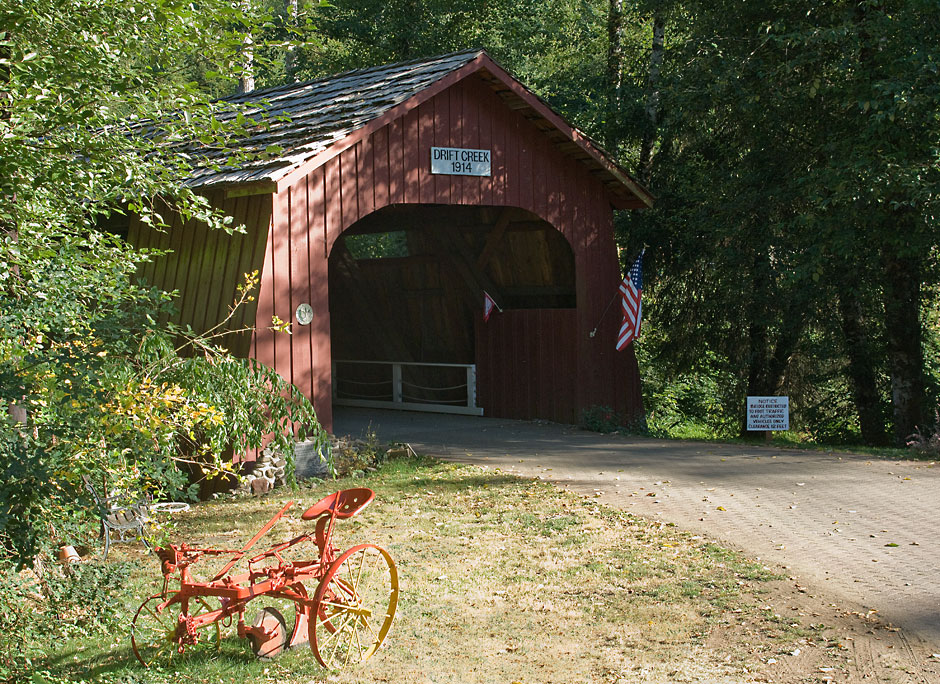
[331,360,483,416]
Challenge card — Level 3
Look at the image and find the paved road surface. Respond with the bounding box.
[334,408,940,646]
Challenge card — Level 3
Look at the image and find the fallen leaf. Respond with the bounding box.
[716,506,727,511]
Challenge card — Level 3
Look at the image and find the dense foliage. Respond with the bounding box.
[0,559,135,680]
[2,0,937,576]
[272,0,938,446]
[0,0,329,566]
[629,0,940,444]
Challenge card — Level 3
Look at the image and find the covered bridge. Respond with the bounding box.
[128,49,653,433]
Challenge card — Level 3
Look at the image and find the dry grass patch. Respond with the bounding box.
[309,457,780,684]
[40,455,814,684]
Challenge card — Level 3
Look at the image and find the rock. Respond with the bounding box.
[295,439,331,480]
[251,478,271,496]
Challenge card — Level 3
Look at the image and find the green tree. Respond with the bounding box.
[629,0,939,444]
[0,0,328,564]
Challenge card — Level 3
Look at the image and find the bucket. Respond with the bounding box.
[58,545,80,564]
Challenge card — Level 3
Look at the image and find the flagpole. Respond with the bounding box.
[589,246,646,338]
[588,291,620,338]
[483,291,502,311]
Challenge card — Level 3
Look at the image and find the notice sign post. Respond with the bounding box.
[746,396,789,434]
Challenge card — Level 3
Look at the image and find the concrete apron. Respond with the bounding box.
[333,407,940,647]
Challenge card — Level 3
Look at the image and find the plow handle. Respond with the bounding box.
[210,500,295,582]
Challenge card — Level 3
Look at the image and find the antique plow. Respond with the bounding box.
[131,488,398,670]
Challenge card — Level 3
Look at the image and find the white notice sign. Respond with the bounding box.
[746,396,790,431]
[430,147,492,176]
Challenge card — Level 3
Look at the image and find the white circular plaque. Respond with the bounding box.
[295,303,314,325]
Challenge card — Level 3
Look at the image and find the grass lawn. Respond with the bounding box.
[34,454,834,684]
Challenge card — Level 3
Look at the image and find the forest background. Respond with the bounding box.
[1,0,938,564]
[254,0,940,448]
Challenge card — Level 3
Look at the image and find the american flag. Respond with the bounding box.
[616,250,644,351]
[483,291,498,322]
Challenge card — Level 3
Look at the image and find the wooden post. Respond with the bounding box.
[467,365,476,410]
[392,364,402,405]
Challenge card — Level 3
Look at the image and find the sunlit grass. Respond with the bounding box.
[40,454,794,684]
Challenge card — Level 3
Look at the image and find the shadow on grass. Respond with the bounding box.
[180,463,526,537]
[45,638,268,683]
[37,457,543,683]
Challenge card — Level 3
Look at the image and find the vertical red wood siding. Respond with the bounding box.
[475,310,579,423]
[250,71,644,430]
[128,192,271,357]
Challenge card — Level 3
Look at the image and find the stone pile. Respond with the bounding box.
[247,438,417,492]
[245,448,287,496]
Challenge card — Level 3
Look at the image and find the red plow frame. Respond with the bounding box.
[131,488,398,670]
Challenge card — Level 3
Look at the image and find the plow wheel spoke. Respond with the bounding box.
[131,594,178,667]
[131,593,221,667]
[311,544,398,669]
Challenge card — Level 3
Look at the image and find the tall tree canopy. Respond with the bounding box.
[631,0,939,443]
[2,0,937,570]
[291,0,938,445]
[0,0,328,564]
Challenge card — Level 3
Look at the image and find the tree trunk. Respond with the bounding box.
[285,0,299,82]
[837,283,889,445]
[742,254,772,438]
[238,0,256,94]
[742,250,806,437]
[638,11,664,185]
[745,321,772,394]
[883,249,925,444]
[605,0,625,152]
[745,301,805,398]
[239,39,255,93]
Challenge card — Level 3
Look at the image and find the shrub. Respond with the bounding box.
[580,405,624,433]
[0,560,133,681]
[907,406,940,458]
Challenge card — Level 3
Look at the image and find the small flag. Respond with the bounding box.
[483,291,498,322]
[616,250,644,351]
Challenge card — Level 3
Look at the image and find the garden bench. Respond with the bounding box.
[81,475,152,559]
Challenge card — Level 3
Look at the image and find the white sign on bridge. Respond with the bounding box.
[430,147,492,176]
[746,396,790,431]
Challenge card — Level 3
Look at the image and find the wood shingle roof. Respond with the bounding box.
[175,49,652,208]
